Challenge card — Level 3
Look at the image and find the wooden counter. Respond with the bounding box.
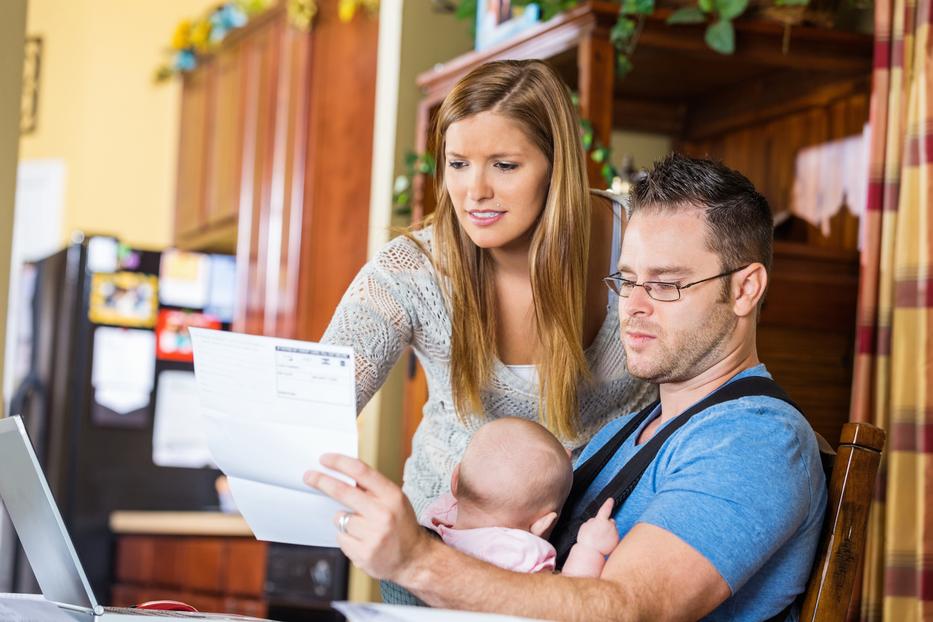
[109,511,253,537]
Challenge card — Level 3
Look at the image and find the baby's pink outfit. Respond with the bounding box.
[419,492,556,573]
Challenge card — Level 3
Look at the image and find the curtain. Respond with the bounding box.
[853,0,933,616]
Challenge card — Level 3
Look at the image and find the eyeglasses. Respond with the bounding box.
[603,266,749,302]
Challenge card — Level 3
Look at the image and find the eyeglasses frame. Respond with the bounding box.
[603,265,751,302]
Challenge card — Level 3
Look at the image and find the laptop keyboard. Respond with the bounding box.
[105,608,269,620]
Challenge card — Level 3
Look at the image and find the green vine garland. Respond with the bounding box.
[454,0,810,76]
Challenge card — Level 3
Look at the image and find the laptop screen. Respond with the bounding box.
[0,416,101,614]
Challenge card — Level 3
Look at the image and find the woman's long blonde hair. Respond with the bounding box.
[426,59,591,440]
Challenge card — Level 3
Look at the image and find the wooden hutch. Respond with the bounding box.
[402,1,873,456]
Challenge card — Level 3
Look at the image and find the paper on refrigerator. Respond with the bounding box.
[189,328,357,547]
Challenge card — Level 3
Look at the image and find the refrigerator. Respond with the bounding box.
[4,234,230,602]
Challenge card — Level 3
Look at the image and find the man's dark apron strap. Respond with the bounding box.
[548,376,807,621]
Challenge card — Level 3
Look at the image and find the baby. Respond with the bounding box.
[419,417,619,576]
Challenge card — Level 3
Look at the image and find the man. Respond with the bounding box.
[305,154,826,621]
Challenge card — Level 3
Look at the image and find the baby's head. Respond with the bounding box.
[451,417,572,538]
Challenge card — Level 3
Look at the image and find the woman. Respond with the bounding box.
[322,58,654,531]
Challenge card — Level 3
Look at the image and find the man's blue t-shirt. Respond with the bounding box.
[575,365,827,621]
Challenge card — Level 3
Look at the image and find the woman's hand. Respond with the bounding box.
[303,453,431,581]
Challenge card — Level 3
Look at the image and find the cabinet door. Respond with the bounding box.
[234,18,282,335]
[115,535,156,585]
[224,539,267,596]
[205,45,247,228]
[260,21,312,339]
[175,66,212,241]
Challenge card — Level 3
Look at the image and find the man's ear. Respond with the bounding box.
[530,511,558,538]
[450,463,461,497]
[733,263,768,318]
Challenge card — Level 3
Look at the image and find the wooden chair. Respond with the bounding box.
[800,422,886,621]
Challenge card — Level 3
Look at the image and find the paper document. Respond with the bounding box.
[152,370,215,468]
[190,328,357,547]
[332,602,546,622]
[91,327,156,415]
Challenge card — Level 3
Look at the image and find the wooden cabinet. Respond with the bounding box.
[205,45,247,229]
[402,1,872,457]
[173,1,378,342]
[175,66,211,241]
[112,534,267,617]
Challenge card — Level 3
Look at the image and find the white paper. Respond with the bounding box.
[0,593,76,622]
[206,254,237,323]
[12,161,65,264]
[153,370,215,469]
[91,328,156,415]
[87,237,119,273]
[332,602,546,622]
[5,160,65,414]
[159,250,210,308]
[190,328,357,547]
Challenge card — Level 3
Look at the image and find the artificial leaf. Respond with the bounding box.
[601,164,615,185]
[621,0,654,14]
[610,17,637,46]
[699,0,714,12]
[666,6,706,23]
[455,0,476,20]
[714,0,749,20]
[705,19,735,54]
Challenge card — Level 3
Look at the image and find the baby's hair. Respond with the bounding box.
[458,417,573,518]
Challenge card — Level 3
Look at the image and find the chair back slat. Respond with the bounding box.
[799,422,885,622]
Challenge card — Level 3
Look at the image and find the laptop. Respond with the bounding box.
[0,415,282,621]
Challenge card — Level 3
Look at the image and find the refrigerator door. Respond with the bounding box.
[7,240,221,602]
[4,245,79,594]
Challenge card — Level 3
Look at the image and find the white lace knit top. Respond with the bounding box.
[322,192,658,518]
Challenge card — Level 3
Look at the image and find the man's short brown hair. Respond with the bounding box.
[630,153,773,277]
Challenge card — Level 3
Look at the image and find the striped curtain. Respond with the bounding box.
[852,0,933,616]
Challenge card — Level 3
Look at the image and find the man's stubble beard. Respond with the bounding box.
[623,302,737,385]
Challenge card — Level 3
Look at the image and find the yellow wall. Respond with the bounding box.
[19,0,216,250]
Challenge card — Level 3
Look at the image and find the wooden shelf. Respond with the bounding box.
[415,2,872,135]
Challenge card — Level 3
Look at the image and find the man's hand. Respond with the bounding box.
[576,498,619,555]
[303,453,431,582]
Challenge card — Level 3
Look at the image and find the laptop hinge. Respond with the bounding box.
[51,599,104,616]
